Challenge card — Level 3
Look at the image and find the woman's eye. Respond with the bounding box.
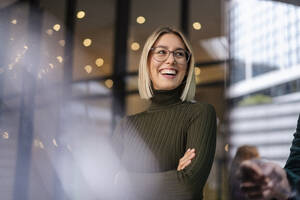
[157,50,167,54]
[175,51,185,57]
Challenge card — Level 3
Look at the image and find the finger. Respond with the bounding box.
[181,152,196,164]
[178,155,194,171]
[184,149,191,157]
[184,148,194,156]
[179,158,192,170]
[178,149,196,171]
[180,152,195,169]
[182,149,196,160]
[180,159,192,170]
[179,158,191,170]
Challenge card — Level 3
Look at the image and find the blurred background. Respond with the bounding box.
[0,0,300,199]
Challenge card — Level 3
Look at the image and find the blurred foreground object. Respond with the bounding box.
[238,113,300,200]
[229,145,260,200]
[239,159,291,200]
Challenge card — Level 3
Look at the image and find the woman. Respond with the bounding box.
[112,26,217,200]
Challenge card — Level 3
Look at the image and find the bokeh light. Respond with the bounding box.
[77,11,86,19]
[105,79,113,88]
[95,58,104,67]
[131,42,140,51]
[83,38,92,47]
[136,16,146,24]
[193,22,202,30]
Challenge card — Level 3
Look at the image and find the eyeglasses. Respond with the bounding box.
[150,46,191,64]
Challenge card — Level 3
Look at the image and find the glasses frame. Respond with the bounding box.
[150,47,191,64]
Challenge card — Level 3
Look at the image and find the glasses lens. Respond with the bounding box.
[152,47,190,64]
[173,50,188,64]
[153,47,169,61]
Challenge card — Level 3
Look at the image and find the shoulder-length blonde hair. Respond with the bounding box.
[138,26,196,101]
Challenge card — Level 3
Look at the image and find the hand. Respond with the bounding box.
[177,148,196,171]
[239,159,291,200]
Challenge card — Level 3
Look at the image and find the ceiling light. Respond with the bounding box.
[83,38,92,47]
[77,11,86,19]
[136,16,145,24]
[193,22,202,30]
[84,65,92,73]
[131,42,140,51]
[53,24,61,31]
[11,19,17,24]
[95,58,104,67]
[56,56,63,63]
[52,139,58,147]
[2,132,9,139]
[39,141,44,149]
[105,79,113,88]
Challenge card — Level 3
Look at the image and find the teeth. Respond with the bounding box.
[160,69,176,75]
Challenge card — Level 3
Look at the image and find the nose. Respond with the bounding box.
[165,52,176,64]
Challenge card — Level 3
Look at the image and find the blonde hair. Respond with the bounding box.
[138,26,196,101]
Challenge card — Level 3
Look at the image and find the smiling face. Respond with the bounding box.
[148,33,188,90]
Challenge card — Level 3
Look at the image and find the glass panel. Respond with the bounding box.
[73,0,115,80]
[190,0,222,62]
[128,0,180,73]
[0,3,29,200]
[229,0,300,83]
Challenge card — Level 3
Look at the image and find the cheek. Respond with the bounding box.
[148,59,160,75]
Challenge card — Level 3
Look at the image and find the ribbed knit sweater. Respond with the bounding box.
[111,85,217,200]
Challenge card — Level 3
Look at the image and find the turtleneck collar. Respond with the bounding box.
[148,83,185,112]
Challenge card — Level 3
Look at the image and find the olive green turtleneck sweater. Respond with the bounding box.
[112,85,217,200]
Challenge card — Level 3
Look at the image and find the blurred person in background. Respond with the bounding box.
[229,145,260,200]
[111,26,217,200]
[239,114,300,200]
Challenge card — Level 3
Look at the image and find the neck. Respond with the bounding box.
[148,84,184,111]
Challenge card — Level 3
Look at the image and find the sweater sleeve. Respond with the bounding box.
[117,104,217,200]
[284,114,300,188]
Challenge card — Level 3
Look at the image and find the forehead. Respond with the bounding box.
[153,33,185,49]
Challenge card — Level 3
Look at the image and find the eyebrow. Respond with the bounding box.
[155,45,186,51]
